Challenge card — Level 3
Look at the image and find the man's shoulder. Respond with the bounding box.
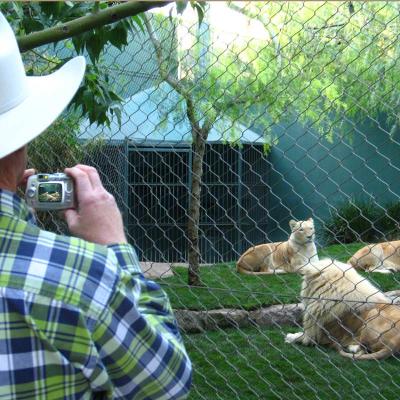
[0,216,120,314]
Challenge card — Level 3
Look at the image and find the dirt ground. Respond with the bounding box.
[141,262,208,279]
[140,262,175,278]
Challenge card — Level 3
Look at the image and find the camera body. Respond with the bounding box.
[25,173,75,210]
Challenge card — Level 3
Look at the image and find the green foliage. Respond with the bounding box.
[228,2,400,136]
[0,2,150,127]
[28,114,83,172]
[1,1,205,128]
[4,1,400,135]
[73,64,123,126]
[153,2,400,142]
[323,199,382,244]
[28,113,105,173]
[376,201,400,239]
[148,9,273,148]
[323,198,400,244]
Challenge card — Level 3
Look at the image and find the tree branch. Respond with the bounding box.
[143,12,214,133]
[17,1,171,52]
[142,13,186,95]
[29,49,59,65]
[309,23,346,32]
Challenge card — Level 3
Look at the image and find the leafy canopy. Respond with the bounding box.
[0,1,200,126]
[228,2,400,138]
[1,2,143,126]
[153,2,400,142]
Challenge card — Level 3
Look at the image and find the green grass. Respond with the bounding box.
[162,242,400,399]
[318,242,365,261]
[158,243,400,310]
[160,264,302,310]
[162,243,400,398]
[185,326,400,400]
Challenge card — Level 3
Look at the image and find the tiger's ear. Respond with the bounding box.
[289,220,297,230]
[308,217,314,223]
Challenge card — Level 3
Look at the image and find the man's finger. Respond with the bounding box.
[65,166,93,201]
[75,165,103,190]
[18,168,36,187]
[22,169,36,179]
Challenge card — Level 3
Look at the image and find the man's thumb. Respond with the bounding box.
[63,209,79,230]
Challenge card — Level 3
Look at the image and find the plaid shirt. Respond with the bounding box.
[0,189,191,399]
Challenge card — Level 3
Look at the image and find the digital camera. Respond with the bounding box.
[25,173,75,210]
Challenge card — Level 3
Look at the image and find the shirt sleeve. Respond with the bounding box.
[92,243,192,399]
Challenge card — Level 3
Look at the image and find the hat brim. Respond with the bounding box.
[0,56,86,159]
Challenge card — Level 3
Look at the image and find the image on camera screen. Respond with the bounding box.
[38,183,62,203]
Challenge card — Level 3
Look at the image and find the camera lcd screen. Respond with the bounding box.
[38,183,62,203]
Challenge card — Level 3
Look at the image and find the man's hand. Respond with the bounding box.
[63,165,127,245]
[18,168,36,189]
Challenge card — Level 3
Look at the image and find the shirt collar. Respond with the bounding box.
[0,189,36,225]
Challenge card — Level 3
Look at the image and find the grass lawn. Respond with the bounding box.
[159,243,400,310]
[185,326,400,400]
[158,242,400,399]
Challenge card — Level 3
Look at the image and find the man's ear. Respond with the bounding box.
[289,220,297,230]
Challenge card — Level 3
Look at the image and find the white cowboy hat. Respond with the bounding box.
[0,12,86,159]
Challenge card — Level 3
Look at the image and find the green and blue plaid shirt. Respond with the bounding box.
[0,189,191,399]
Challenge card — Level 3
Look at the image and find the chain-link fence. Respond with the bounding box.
[28,2,400,399]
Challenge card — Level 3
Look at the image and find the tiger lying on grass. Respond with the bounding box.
[348,241,400,273]
[285,258,400,360]
[237,218,318,275]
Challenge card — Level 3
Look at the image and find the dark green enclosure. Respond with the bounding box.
[90,142,269,263]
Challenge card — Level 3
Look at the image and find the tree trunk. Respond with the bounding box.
[143,13,215,285]
[187,127,207,286]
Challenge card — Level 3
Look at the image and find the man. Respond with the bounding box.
[0,12,192,399]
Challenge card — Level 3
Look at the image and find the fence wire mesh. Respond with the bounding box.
[24,2,400,399]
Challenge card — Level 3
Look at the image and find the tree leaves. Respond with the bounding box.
[39,2,64,18]
[190,1,205,26]
[5,0,207,128]
[71,64,122,127]
[3,1,176,126]
[108,23,128,48]
[176,1,189,15]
